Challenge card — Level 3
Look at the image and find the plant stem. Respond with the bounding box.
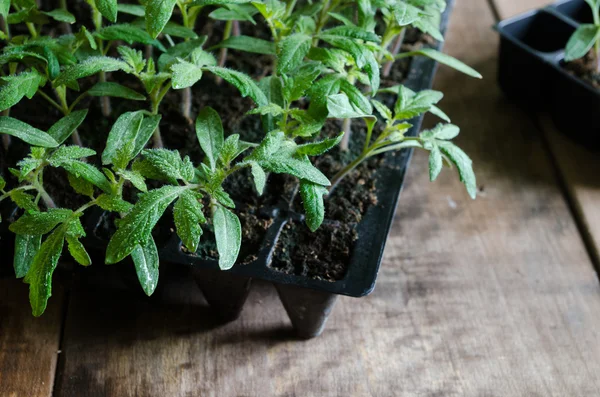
[0,186,37,203]
[150,96,164,148]
[35,169,56,209]
[2,109,10,150]
[328,153,366,194]
[59,0,72,34]
[216,20,234,84]
[340,118,352,151]
[55,88,83,146]
[382,28,405,77]
[93,7,111,117]
[313,0,332,46]
[595,40,600,74]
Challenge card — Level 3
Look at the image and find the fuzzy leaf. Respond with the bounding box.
[204,66,268,106]
[0,0,9,18]
[103,111,143,165]
[96,24,165,50]
[421,123,460,140]
[171,61,203,89]
[131,238,160,296]
[57,160,112,193]
[195,107,224,171]
[392,2,422,26]
[95,0,118,22]
[43,9,76,23]
[106,185,187,264]
[250,161,266,195]
[55,57,131,86]
[300,181,327,232]
[118,4,145,16]
[0,70,46,112]
[213,205,241,270]
[68,173,95,198]
[259,154,330,186]
[174,190,205,252]
[400,48,482,78]
[9,209,73,235]
[140,149,194,184]
[428,144,443,181]
[0,117,58,147]
[118,170,148,192]
[47,110,88,145]
[9,190,38,212]
[277,33,312,75]
[213,35,275,55]
[14,234,42,278]
[395,88,443,120]
[145,0,178,38]
[327,93,374,119]
[96,194,134,213]
[320,26,380,42]
[565,24,600,61]
[24,226,66,316]
[66,235,91,266]
[438,141,476,199]
[88,82,145,100]
[296,132,344,156]
[49,146,96,165]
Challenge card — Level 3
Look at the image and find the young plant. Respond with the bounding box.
[326,84,476,198]
[565,0,600,71]
[105,106,332,277]
[0,110,160,315]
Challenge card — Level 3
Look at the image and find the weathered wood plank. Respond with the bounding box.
[52,0,600,395]
[493,0,600,277]
[0,278,64,397]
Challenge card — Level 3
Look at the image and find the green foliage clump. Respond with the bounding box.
[0,0,480,316]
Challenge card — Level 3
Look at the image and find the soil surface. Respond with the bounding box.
[563,50,600,89]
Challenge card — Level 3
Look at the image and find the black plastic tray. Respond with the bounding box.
[495,0,600,147]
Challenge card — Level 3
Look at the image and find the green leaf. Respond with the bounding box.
[0,175,5,191]
[42,9,76,23]
[68,173,95,198]
[259,154,330,186]
[277,33,312,75]
[395,88,443,120]
[139,149,194,184]
[102,111,143,165]
[0,117,58,147]
[24,226,66,316]
[296,132,344,156]
[428,144,443,181]
[9,190,38,212]
[371,99,393,121]
[174,190,205,252]
[9,209,73,235]
[118,4,146,16]
[320,26,380,42]
[421,123,460,140]
[96,194,134,213]
[565,24,600,61]
[96,24,165,50]
[57,160,112,193]
[118,170,148,192]
[145,0,178,38]
[55,57,131,86]
[258,76,284,132]
[88,82,145,101]
[47,110,88,145]
[300,181,327,232]
[171,61,204,89]
[66,235,91,266]
[162,22,198,39]
[204,66,268,106]
[209,4,257,22]
[250,161,266,195]
[219,134,253,165]
[106,185,187,264]
[438,141,477,199]
[0,70,46,112]
[213,205,241,270]
[340,79,372,115]
[308,74,342,119]
[398,48,482,78]
[0,0,9,18]
[195,107,224,171]
[327,93,375,119]
[95,0,118,22]
[131,238,160,296]
[14,234,42,278]
[392,2,422,26]
[213,35,275,55]
[49,146,96,165]
[281,63,321,102]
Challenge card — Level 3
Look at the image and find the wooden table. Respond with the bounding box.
[3,0,600,395]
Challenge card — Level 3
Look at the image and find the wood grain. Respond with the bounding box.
[493,0,600,275]
[0,278,64,397]
[49,0,600,395]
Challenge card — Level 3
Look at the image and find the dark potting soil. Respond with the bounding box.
[271,220,357,281]
[563,50,600,89]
